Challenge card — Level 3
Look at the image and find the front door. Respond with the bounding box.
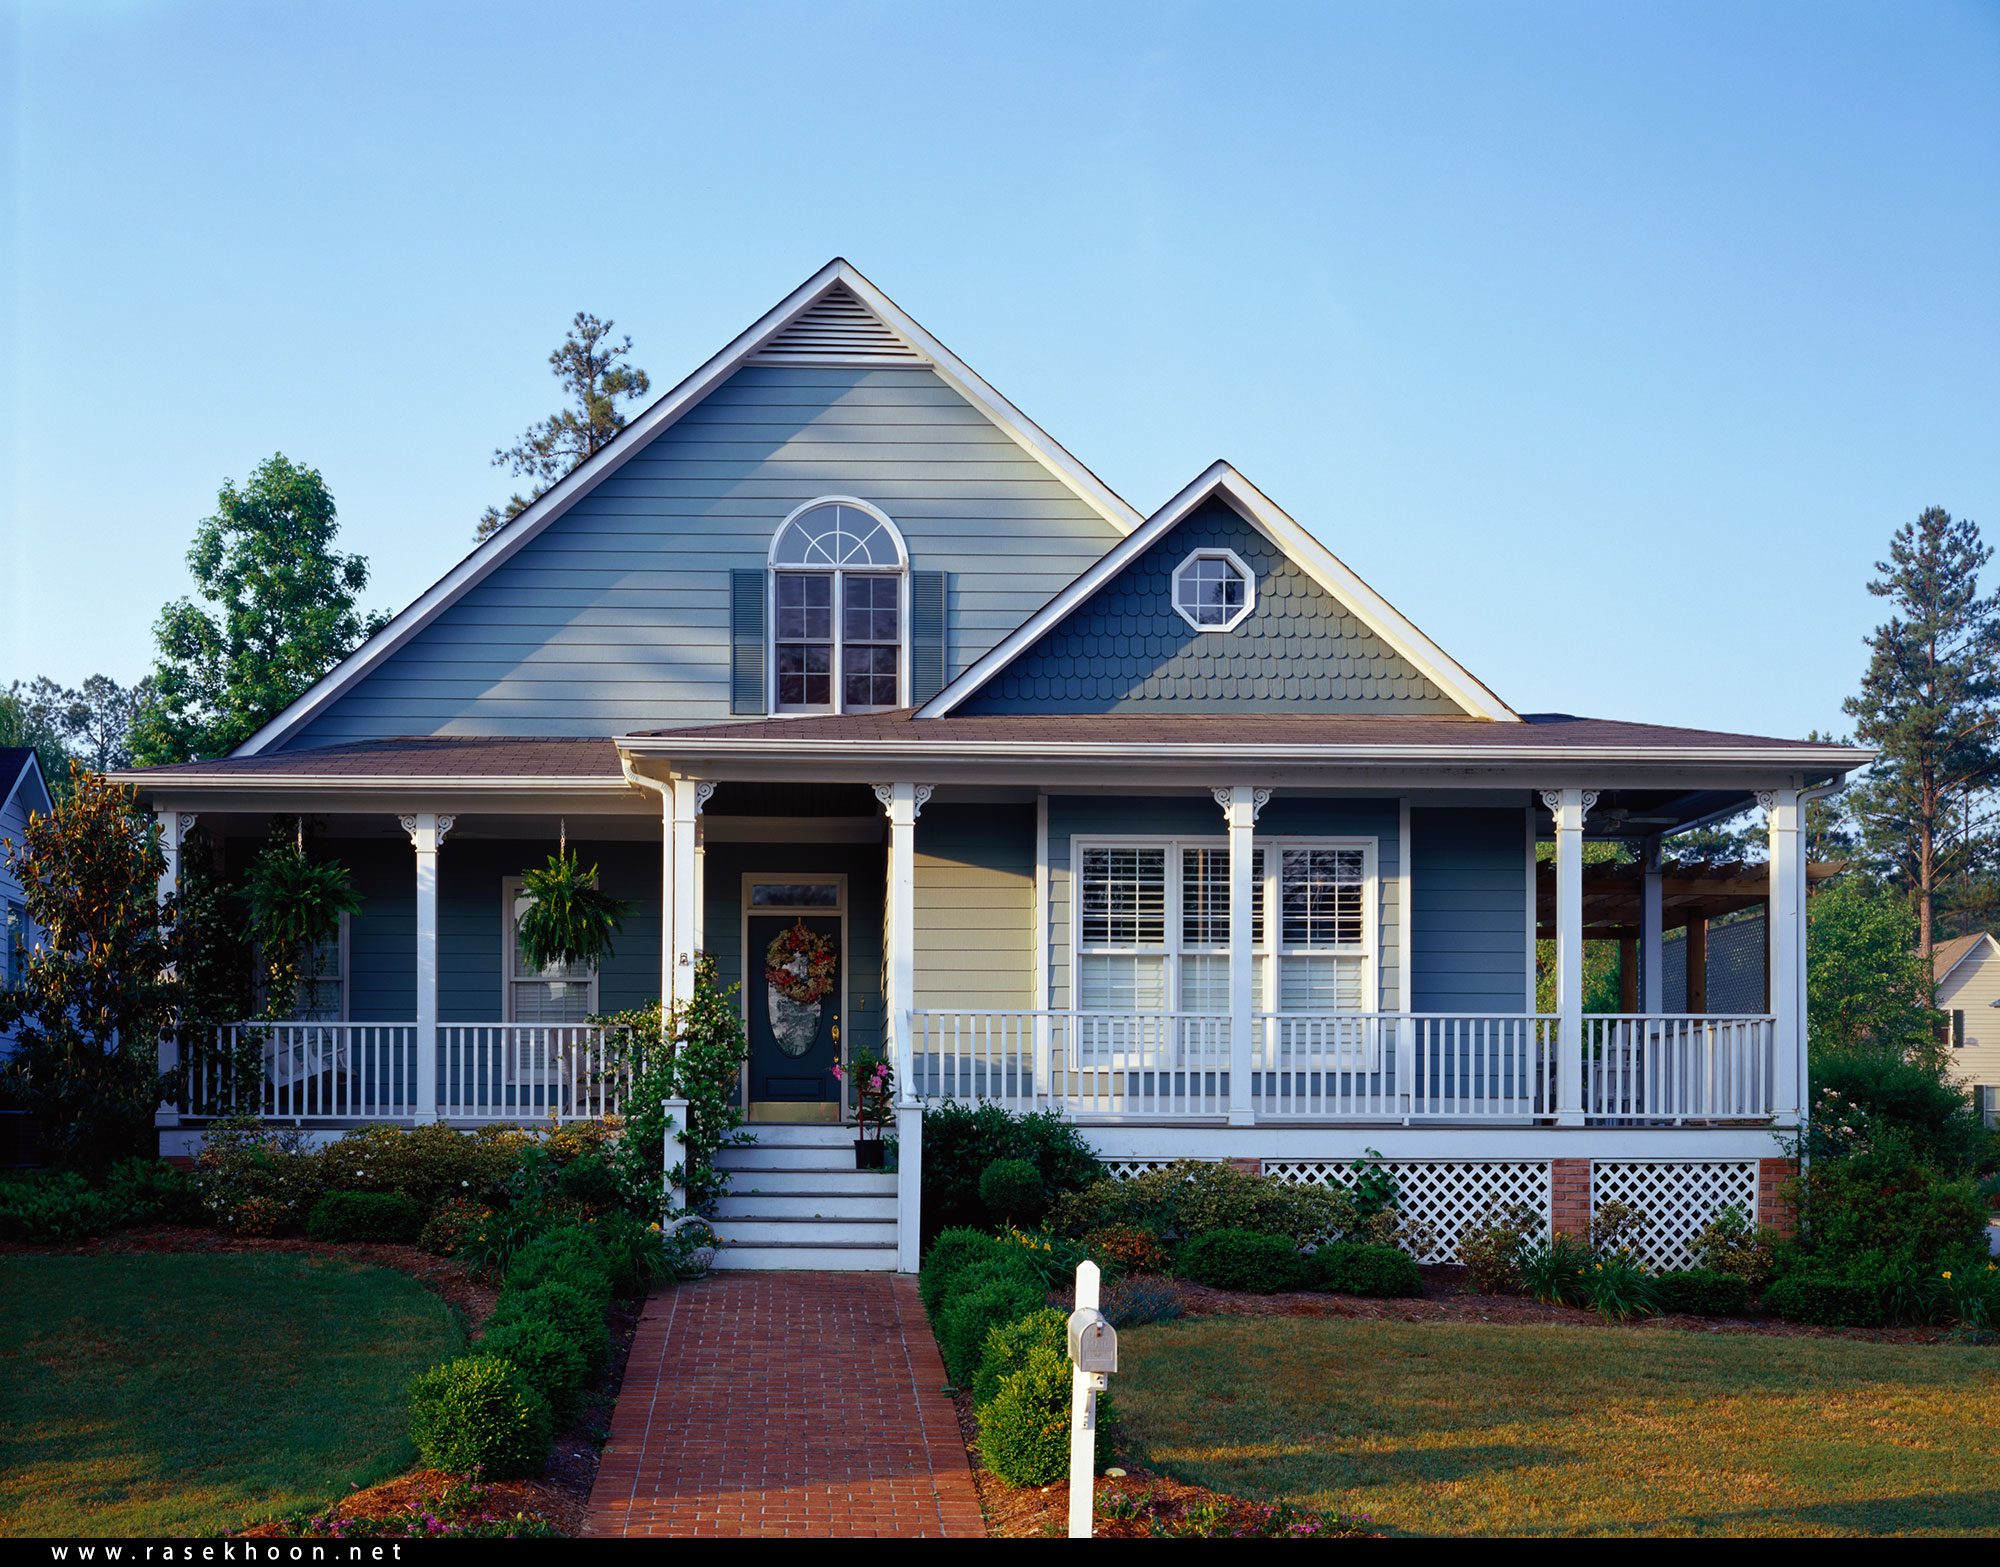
[745,882,844,1113]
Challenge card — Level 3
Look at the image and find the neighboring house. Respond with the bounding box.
[120,259,1876,1271]
[1,748,54,1052]
[1934,931,2000,1126]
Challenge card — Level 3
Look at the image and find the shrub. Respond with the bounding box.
[1358,1207,1442,1262]
[193,1118,323,1234]
[418,1196,485,1257]
[1085,1224,1172,1274]
[1457,1202,1542,1292]
[489,1282,612,1374]
[1651,1268,1750,1316]
[1175,1229,1309,1293]
[995,1224,1094,1291]
[1588,1199,1650,1256]
[1765,1268,1885,1328]
[554,1153,623,1211]
[974,1311,1114,1488]
[935,1252,1048,1387]
[1518,1234,1591,1307]
[504,1228,614,1308]
[1311,1241,1423,1298]
[1580,1257,1657,1322]
[304,1190,422,1244]
[1793,1149,1988,1272]
[972,1306,1068,1407]
[407,1356,552,1478]
[980,1158,1047,1225]
[473,1318,590,1428]
[0,1158,198,1243]
[1688,1205,1781,1287]
[317,1122,532,1214]
[589,1209,668,1297]
[920,1228,1007,1317]
[1102,1276,1184,1328]
[1049,1160,1355,1248]
[921,1101,1103,1238]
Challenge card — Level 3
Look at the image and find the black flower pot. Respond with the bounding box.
[854,1138,886,1170]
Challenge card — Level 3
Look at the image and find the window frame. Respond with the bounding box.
[253,912,349,1021]
[1068,835,1376,1015]
[501,874,601,1023]
[1169,547,1256,632]
[4,898,27,990]
[767,496,911,715]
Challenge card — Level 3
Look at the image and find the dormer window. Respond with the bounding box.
[1171,548,1255,631]
[770,498,909,712]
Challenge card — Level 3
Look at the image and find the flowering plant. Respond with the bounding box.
[765,918,836,1004]
[831,1047,895,1139]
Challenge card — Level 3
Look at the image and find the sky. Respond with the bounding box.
[4,0,1997,739]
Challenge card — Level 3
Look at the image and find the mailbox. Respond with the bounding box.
[1066,1306,1118,1374]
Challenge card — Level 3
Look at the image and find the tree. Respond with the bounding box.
[0,765,176,1168]
[131,455,387,765]
[1805,875,1940,1066]
[1841,506,2000,957]
[0,681,75,801]
[475,313,651,543]
[4,674,157,778]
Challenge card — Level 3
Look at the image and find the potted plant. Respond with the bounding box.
[832,1048,895,1169]
[243,832,362,1018]
[515,837,634,972]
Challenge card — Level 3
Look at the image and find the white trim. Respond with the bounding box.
[767,495,909,570]
[233,259,1143,756]
[1034,793,1050,1013]
[1397,797,1412,1013]
[1170,547,1256,632]
[500,874,601,1023]
[919,461,1520,722]
[769,560,910,716]
[739,873,849,1110]
[1524,804,1539,1012]
[0,751,52,823]
[1936,931,2000,985]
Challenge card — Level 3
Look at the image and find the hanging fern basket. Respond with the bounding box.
[516,850,634,972]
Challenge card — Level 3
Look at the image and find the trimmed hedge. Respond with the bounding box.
[975,1310,1115,1489]
[473,1318,590,1427]
[505,1230,614,1308]
[304,1191,423,1244]
[490,1281,613,1374]
[1176,1229,1310,1293]
[1651,1268,1751,1317]
[979,1159,1047,1225]
[1765,1270,1885,1328]
[972,1307,1068,1408]
[919,1228,1007,1317]
[407,1356,552,1478]
[1311,1241,1423,1298]
[935,1253,1047,1386]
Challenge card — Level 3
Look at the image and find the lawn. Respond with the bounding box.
[0,1252,463,1537]
[1114,1317,2000,1536]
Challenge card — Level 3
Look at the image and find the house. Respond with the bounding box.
[2,748,54,1163]
[120,260,1875,1271]
[1934,931,2000,1126]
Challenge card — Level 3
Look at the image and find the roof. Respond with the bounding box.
[622,709,1874,763]
[0,748,52,820]
[117,737,625,784]
[232,259,1147,758]
[922,463,1519,722]
[1933,930,2000,984]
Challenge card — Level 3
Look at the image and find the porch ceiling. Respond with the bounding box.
[1535,858,1846,940]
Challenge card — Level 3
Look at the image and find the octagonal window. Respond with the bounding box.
[1171,548,1255,631]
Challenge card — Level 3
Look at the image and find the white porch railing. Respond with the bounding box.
[1581,1014,1775,1122]
[910,1009,1773,1123]
[181,1024,627,1123]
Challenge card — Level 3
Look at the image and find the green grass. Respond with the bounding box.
[1115,1318,2000,1536]
[0,1252,463,1537]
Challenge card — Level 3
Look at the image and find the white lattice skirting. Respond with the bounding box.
[1102,1158,1200,1181]
[1590,1161,1759,1270]
[1265,1159,1553,1258]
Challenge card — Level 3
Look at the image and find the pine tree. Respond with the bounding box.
[1841,507,2000,956]
[474,313,652,543]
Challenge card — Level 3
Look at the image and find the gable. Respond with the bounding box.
[954,496,1468,715]
[286,364,1127,746]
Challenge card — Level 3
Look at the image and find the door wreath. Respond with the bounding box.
[765,918,836,1057]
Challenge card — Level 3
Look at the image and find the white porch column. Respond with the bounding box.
[1640,836,1664,1015]
[668,779,712,1009]
[874,782,929,1101]
[1541,789,1596,1126]
[1216,785,1266,1127]
[401,813,453,1122]
[1762,789,1802,1123]
[155,811,193,1126]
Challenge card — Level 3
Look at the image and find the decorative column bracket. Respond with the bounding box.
[1212,786,1271,823]
[873,782,933,818]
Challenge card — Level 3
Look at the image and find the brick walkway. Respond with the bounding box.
[584,1272,986,1537]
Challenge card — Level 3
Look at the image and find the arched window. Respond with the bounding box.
[768,498,909,713]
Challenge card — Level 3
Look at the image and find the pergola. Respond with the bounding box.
[1535,858,1845,1011]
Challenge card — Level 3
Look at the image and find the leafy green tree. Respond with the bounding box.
[1805,875,1940,1065]
[0,765,175,1168]
[475,313,651,543]
[132,455,387,765]
[1842,506,2000,956]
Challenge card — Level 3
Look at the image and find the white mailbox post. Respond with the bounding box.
[1066,1259,1118,1539]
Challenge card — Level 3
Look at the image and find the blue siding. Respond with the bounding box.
[288,367,1124,746]
[1409,808,1529,1013]
[960,497,1463,714]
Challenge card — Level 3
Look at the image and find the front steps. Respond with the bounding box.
[710,1123,899,1270]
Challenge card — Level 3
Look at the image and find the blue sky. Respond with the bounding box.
[4,0,1996,738]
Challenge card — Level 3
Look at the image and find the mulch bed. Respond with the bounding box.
[36,1225,645,1536]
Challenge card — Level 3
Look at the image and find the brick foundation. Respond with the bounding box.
[1229,1158,1263,1177]
[1757,1157,1798,1237]
[1551,1157,1591,1238]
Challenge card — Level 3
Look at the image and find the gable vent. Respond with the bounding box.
[747,284,928,364]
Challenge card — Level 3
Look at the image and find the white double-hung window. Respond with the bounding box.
[1072,838,1375,1014]
[503,876,598,1023]
[769,498,909,713]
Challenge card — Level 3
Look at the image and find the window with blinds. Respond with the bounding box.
[505,877,598,1023]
